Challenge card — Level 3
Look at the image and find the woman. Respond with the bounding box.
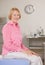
[2,7,43,65]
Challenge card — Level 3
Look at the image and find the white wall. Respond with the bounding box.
[0,0,45,35]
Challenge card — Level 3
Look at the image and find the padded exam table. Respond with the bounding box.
[0,59,30,65]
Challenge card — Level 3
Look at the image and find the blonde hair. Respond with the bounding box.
[8,7,21,20]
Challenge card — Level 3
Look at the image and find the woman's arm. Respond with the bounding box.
[2,25,12,52]
[21,43,29,51]
[21,44,38,55]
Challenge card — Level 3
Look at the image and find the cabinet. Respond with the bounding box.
[43,42,45,65]
[26,36,44,63]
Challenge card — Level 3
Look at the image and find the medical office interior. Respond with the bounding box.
[0,0,45,65]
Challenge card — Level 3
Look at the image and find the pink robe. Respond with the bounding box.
[2,21,28,55]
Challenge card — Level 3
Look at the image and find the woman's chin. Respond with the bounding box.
[13,20,18,23]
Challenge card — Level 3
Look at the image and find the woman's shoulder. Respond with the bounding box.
[2,21,12,31]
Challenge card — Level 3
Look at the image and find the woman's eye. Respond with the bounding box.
[14,14,16,16]
[13,14,19,17]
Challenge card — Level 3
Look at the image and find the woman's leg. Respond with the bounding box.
[27,55,43,65]
[3,51,43,65]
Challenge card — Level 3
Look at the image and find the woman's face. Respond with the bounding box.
[11,10,20,23]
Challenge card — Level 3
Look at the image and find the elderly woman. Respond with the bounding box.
[2,7,43,65]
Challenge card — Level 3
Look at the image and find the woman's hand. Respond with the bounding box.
[21,49,38,56]
[27,50,38,55]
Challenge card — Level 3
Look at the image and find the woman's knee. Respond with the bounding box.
[30,55,42,62]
